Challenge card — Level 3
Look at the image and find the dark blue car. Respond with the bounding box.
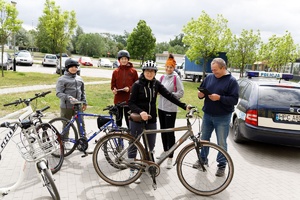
[230,71,300,147]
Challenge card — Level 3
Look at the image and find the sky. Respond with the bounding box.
[13,0,300,45]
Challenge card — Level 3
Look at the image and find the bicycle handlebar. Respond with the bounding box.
[3,91,52,107]
[103,101,126,112]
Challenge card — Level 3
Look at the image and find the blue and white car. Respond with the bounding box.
[230,71,300,147]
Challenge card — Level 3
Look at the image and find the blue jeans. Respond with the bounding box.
[200,112,231,168]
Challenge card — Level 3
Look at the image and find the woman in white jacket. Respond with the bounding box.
[157,54,184,169]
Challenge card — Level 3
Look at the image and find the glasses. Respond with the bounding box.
[144,70,155,74]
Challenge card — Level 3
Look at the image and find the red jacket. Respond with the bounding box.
[111,62,138,104]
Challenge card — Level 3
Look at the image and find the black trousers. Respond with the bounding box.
[116,105,130,128]
[158,109,177,158]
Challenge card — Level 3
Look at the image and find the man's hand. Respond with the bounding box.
[82,104,87,111]
[198,91,205,99]
[208,94,221,101]
[124,86,129,92]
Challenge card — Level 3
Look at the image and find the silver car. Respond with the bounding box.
[42,54,58,67]
[15,52,33,66]
[0,52,13,70]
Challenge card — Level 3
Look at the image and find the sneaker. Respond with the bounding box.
[129,169,141,184]
[85,147,94,154]
[64,142,73,150]
[166,158,173,169]
[215,168,225,177]
[156,151,166,159]
[192,160,208,169]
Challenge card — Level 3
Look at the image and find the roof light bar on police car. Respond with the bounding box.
[246,71,293,80]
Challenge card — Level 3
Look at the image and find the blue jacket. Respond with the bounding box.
[200,72,239,115]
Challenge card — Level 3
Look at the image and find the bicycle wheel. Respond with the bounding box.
[49,117,78,157]
[36,123,64,174]
[176,141,234,196]
[40,168,60,200]
[93,133,146,186]
[102,130,128,170]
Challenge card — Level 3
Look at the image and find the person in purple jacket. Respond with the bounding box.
[194,57,239,177]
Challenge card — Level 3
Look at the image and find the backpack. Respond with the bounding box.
[160,75,177,92]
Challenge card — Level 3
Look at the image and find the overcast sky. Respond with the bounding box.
[14,0,300,44]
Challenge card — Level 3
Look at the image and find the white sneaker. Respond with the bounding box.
[64,142,73,150]
[166,158,173,169]
[129,169,141,184]
[156,151,166,159]
[85,147,94,154]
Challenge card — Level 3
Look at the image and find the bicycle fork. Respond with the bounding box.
[193,137,207,172]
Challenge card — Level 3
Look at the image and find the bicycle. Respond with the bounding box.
[0,91,62,199]
[0,91,64,174]
[92,107,234,196]
[49,101,128,157]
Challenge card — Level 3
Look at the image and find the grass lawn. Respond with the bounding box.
[0,71,203,119]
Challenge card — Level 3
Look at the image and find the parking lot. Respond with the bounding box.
[0,118,299,200]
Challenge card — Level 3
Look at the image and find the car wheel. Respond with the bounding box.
[233,117,245,143]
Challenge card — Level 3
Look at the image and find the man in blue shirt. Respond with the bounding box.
[194,58,239,177]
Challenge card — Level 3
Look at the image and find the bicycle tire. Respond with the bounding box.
[93,133,146,186]
[102,130,128,170]
[40,168,60,200]
[35,123,64,174]
[49,117,78,157]
[176,141,234,196]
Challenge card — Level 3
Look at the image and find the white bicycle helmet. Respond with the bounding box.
[142,60,157,72]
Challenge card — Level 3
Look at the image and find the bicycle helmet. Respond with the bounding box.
[65,58,79,70]
[142,60,157,72]
[117,50,130,60]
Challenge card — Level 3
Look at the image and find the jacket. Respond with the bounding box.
[158,71,184,112]
[56,72,87,109]
[200,72,239,115]
[129,73,187,123]
[111,62,138,104]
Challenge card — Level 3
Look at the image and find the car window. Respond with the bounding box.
[258,86,300,106]
[18,52,31,57]
[46,55,56,59]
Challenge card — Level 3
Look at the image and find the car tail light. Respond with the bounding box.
[245,109,258,126]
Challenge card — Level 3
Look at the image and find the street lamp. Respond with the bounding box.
[11,1,17,71]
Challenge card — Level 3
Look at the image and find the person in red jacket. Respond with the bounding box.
[111,50,138,128]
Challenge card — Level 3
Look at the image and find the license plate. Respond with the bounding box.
[275,113,300,123]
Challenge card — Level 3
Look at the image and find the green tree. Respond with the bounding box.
[227,29,261,77]
[182,11,232,80]
[169,33,184,47]
[0,0,22,77]
[155,42,170,54]
[259,31,298,72]
[76,33,105,57]
[36,0,76,75]
[127,20,156,64]
[71,26,84,54]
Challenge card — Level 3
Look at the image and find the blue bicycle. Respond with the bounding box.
[49,101,128,158]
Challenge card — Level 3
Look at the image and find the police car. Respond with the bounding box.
[230,71,300,147]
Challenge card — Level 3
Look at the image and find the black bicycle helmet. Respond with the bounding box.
[65,58,79,69]
[142,60,157,72]
[117,50,130,60]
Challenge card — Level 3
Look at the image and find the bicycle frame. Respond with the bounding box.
[61,111,119,143]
